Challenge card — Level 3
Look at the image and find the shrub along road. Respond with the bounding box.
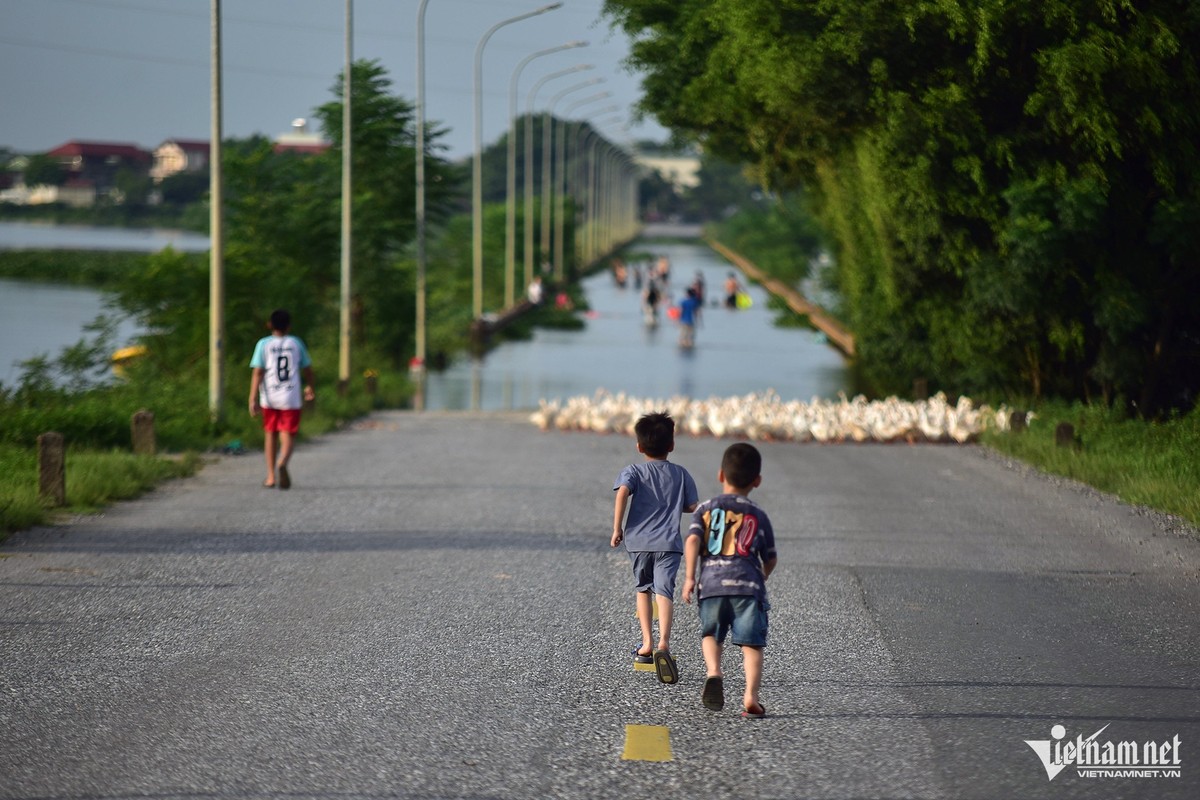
[1,412,1197,799]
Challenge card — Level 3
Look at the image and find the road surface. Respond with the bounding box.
[2,412,1197,799]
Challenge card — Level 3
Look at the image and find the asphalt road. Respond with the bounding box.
[2,412,1198,799]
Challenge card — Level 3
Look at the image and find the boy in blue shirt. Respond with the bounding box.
[683,442,777,717]
[611,412,699,684]
[677,286,701,348]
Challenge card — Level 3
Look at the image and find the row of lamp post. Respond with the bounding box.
[207,0,640,419]
[416,2,641,399]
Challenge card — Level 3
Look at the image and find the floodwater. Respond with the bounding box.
[0,278,140,388]
[0,221,196,387]
[0,223,850,405]
[422,239,850,410]
[0,220,210,252]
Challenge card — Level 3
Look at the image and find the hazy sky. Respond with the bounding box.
[0,0,665,160]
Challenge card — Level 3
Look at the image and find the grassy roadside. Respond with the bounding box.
[0,445,202,536]
[704,233,1199,533]
[982,400,1200,531]
[0,361,412,540]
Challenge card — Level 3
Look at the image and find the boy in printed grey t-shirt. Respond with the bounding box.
[684,442,777,718]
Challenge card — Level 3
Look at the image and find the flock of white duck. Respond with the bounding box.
[530,390,1026,444]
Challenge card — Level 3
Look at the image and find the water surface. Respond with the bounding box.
[422,240,849,410]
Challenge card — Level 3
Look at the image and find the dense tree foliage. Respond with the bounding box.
[114,60,461,378]
[605,0,1200,412]
[22,154,66,187]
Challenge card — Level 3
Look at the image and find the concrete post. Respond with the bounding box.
[1055,422,1077,449]
[37,432,66,507]
[131,409,156,456]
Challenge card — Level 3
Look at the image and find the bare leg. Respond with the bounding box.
[276,430,295,470]
[655,593,674,651]
[742,645,764,709]
[635,591,654,655]
[263,431,278,485]
[701,635,723,677]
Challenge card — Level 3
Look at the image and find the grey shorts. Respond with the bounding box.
[629,550,682,598]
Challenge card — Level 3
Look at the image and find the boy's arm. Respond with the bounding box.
[682,473,699,514]
[682,533,701,603]
[761,556,778,580]
[248,368,263,416]
[301,365,315,402]
[610,485,630,548]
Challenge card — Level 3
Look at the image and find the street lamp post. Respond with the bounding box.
[523,64,592,292]
[506,40,586,308]
[557,96,614,279]
[542,80,604,282]
[473,3,562,320]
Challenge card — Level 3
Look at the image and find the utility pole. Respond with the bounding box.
[208,0,224,423]
[339,0,353,391]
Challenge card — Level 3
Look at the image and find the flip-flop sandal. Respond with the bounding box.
[701,676,725,710]
[631,648,653,664]
[278,465,291,490]
[653,649,679,684]
[262,480,276,489]
[742,702,766,719]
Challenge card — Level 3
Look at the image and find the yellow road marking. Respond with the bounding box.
[632,603,660,620]
[621,724,673,762]
[633,660,656,673]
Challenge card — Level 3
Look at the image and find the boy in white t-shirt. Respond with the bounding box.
[248,309,315,489]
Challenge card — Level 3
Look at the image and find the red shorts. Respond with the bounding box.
[262,408,301,434]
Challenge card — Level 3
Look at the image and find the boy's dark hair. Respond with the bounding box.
[722,442,762,489]
[635,412,675,458]
[269,309,292,332]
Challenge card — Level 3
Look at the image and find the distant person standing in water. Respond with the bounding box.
[678,287,702,348]
[724,272,743,309]
[249,308,315,490]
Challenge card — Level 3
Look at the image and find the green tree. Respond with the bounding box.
[111,59,460,387]
[23,154,66,187]
[313,59,463,362]
[159,170,209,206]
[604,0,1200,413]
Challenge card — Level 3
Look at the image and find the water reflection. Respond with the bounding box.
[422,240,850,410]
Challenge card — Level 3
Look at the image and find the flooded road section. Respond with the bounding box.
[422,239,850,410]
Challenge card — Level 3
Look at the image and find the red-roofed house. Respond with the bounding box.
[150,138,209,181]
[46,140,151,195]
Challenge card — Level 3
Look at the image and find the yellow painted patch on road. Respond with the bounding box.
[621,724,673,762]
[633,660,656,673]
[632,603,659,620]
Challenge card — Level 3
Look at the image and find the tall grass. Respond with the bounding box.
[983,401,1200,529]
[0,445,199,535]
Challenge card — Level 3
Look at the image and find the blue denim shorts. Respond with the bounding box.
[698,595,768,647]
[629,551,682,598]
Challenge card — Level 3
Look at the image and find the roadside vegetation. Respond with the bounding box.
[983,402,1200,529]
[0,58,618,539]
[606,0,1199,417]
[611,0,1199,532]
